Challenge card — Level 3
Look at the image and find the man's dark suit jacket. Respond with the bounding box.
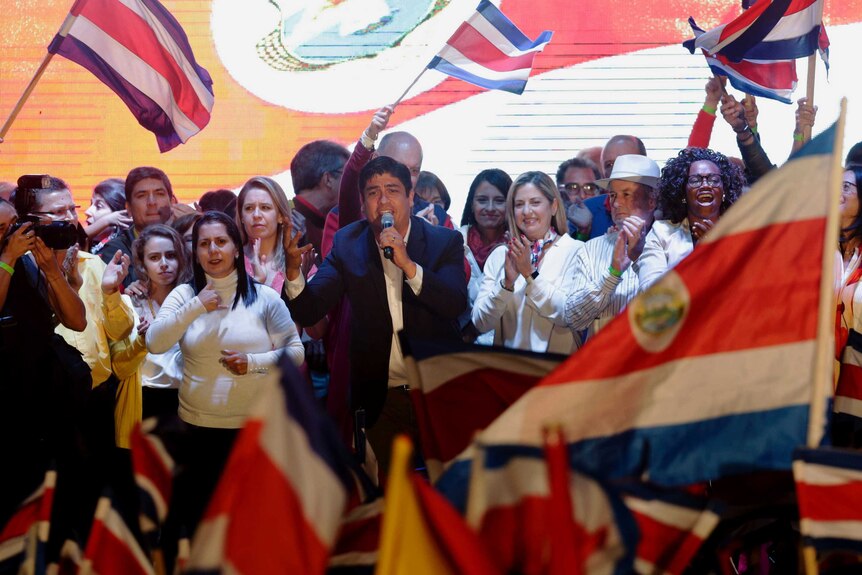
[285,216,468,425]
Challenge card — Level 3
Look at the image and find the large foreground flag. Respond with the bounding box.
[81,494,155,575]
[793,447,862,553]
[471,117,843,487]
[0,470,55,575]
[427,0,552,95]
[47,0,214,152]
[187,359,361,575]
[403,337,564,481]
[375,436,500,575]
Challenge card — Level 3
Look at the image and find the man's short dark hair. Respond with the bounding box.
[197,189,237,215]
[14,175,70,216]
[125,166,173,204]
[555,157,602,185]
[290,140,349,192]
[358,157,412,196]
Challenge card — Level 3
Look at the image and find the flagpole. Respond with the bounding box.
[802,54,817,142]
[808,97,846,450]
[0,11,77,142]
[393,68,428,106]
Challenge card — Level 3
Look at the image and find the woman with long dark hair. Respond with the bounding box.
[146,211,303,531]
[84,178,132,255]
[636,147,744,291]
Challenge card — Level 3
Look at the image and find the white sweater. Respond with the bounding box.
[146,271,304,428]
[472,234,584,354]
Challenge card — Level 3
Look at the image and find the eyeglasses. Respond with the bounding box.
[29,205,80,220]
[843,181,858,194]
[558,182,598,195]
[687,174,723,187]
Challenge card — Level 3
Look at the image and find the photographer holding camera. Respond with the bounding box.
[0,182,90,543]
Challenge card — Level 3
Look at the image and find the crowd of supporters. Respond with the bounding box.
[1,78,861,571]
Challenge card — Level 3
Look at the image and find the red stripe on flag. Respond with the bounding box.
[331,514,380,555]
[798,481,862,521]
[446,22,540,72]
[201,421,331,574]
[0,499,40,540]
[632,510,702,575]
[545,218,824,384]
[76,0,210,128]
[714,55,797,89]
[719,1,774,41]
[86,520,151,575]
[414,368,540,462]
[836,362,862,401]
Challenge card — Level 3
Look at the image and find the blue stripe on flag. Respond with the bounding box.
[705,62,793,104]
[743,28,821,60]
[279,359,356,490]
[720,0,793,61]
[434,458,472,513]
[794,446,862,472]
[803,536,862,554]
[789,121,836,160]
[562,405,810,486]
[475,0,553,51]
[427,56,529,94]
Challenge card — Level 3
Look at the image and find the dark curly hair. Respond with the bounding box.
[658,148,745,224]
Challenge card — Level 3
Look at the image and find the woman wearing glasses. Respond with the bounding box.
[458,169,512,343]
[636,148,744,291]
[834,165,862,447]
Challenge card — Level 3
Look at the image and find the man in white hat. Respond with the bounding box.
[564,154,659,341]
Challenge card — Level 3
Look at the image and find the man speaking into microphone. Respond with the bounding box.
[283,156,467,474]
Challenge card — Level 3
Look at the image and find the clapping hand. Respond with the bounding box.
[283,221,313,281]
[690,219,715,241]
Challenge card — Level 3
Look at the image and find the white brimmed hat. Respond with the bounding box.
[595,154,660,189]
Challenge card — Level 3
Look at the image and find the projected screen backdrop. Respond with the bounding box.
[1,0,859,217]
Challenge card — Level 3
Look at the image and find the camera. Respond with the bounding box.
[7,215,78,250]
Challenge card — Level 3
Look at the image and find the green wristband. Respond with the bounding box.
[608,265,623,278]
[793,132,804,142]
[575,232,590,241]
[702,104,717,115]
[0,261,14,276]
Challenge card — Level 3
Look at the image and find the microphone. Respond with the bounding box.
[381,212,394,260]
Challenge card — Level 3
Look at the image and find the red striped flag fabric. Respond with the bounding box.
[80,495,155,575]
[793,447,862,553]
[327,498,382,575]
[427,0,552,95]
[47,0,214,152]
[0,470,56,575]
[186,360,362,575]
[129,416,183,537]
[403,337,564,481]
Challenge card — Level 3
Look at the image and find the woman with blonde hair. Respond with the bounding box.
[472,171,584,353]
[236,176,293,294]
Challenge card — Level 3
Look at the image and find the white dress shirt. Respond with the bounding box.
[633,219,695,292]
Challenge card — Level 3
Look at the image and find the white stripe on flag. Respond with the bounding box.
[435,45,531,82]
[700,153,830,244]
[114,0,214,109]
[800,518,862,541]
[795,462,862,485]
[834,396,862,419]
[484,340,815,445]
[256,380,347,547]
[100,499,155,575]
[465,10,549,58]
[623,497,703,531]
[68,16,201,141]
[762,4,821,42]
[417,352,558,394]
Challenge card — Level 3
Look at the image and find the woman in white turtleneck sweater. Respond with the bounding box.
[146,211,303,532]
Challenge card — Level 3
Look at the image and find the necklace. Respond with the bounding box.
[147,298,158,321]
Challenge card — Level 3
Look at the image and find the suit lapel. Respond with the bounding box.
[362,224,391,316]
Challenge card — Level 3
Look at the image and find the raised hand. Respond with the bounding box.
[742,94,758,133]
[378,225,415,276]
[249,237,267,283]
[283,221,313,281]
[366,105,395,141]
[415,204,438,226]
[105,209,133,230]
[220,349,248,375]
[507,234,533,279]
[566,200,592,236]
[690,218,715,242]
[63,245,83,292]
[720,94,747,133]
[795,97,818,138]
[198,281,227,312]
[621,215,648,264]
[32,237,64,280]
[704,75,726,108]
[101,249,130,295]
[125,279,149,300]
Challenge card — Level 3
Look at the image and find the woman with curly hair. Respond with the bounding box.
[635,147,744,291]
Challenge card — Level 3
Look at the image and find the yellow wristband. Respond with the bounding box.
[0,261,14,276]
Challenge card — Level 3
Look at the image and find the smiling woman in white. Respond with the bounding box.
[472,171,584,354]
[146,211,304,429]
